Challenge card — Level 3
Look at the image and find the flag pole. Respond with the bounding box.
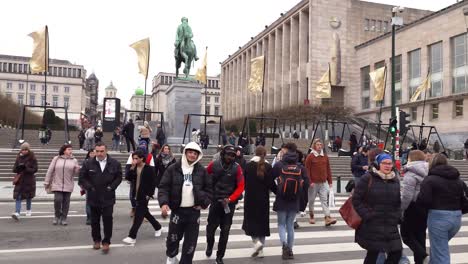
[143,41,150,122]
[419,67,430,143]
[377,65,388,140]
[43,25,49,126]
[260,56,266,134]
[203,46,208,136]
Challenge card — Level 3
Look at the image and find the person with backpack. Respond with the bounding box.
[272,148,309,260]
[205,145,245,264]
[305,138,337,226]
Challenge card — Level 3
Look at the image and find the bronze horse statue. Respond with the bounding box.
[174,17,198,79]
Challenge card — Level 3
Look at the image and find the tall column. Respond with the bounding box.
[229,62,234,120]
[290,15,300,106]
[236,56,242,118]
[221,66,226,120]
[282,21,291,108]
[242,52,247,118]
[267,33,275,112]
[233,58,238,119]
[246,47,252,116]
[275,27,283,112]
[298,10,309,104]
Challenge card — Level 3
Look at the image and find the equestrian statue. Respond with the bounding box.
[174,17,199,79]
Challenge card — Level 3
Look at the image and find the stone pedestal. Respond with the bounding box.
[165,80,203,144]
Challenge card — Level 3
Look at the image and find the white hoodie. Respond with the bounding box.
[180,142,203,207]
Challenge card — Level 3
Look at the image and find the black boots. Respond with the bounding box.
[282,244,294,260]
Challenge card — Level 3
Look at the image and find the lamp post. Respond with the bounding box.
[391,6,404,157]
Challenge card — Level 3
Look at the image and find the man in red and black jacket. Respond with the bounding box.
[205,145,244,264]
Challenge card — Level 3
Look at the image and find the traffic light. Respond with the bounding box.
[389,117,397,135]
[399,110,410,135]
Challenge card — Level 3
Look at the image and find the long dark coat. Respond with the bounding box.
[13,152,38,200]
[242,160,275,237]
[352,171,402,252]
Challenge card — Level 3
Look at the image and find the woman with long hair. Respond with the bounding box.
[44,144,80,225]
[242,146,275,258]
[11,142,38,221]
[154,144,176,188]
[417,154,465,263]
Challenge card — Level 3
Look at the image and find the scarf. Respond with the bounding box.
[372,167,396,180]
[311,149,324,157]
[161,153,174,166]
[251,156,269,163]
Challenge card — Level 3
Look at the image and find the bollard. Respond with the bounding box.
[336,176,341,193]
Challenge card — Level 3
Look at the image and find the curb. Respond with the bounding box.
[0,196,132,202]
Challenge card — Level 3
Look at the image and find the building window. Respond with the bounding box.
[41,95,46,106]
[73,68,77,78]
[64,86,70,93]
[68,68,71,77]
[206,96,211,103]
[42,85,45,91]
[17,94,24,105]
[452,34,468,94]
[53,86,58,93]
[408,49,421,101]
[6,82,12,90]
[411,107,418,121]
[431,104,439,119]
[205,106,210,115]
[376,20,382,32]
[77,69,81,78]
[30,84,36,91]
[30,94,35,106]
[58,67,62,76]
[364,19,370,31]
[370,19,376,31]
[429,42,443,97]
[215,96,219,103]
[361,66,370,109]
[6,93,12,100]
[64,96,69,108]
[19,64,23,73]
[455,100,464,117]
[52,96,58,107]
[19,83,24,90]
[214,106,219,116]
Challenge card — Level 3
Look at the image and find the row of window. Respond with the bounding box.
[206,96,220,103]
[361,34,468,110]
[160,75,220,88]
[5,82,70,93]
[205,105,220,116]
[0,62,82,78]
[4,93,70,108]
[364,18,390,33]
[414,100,464,121]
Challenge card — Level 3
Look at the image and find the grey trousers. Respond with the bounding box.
[54,191,71,219]
[308,182,330,217]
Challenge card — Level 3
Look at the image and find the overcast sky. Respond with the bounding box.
[0,0,457,107]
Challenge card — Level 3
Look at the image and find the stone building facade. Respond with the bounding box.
[220,0,430,122]
[0,54,89,126]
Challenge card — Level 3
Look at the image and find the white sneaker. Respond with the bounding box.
[251,241,263,257]
[423,256,430,264]
[300,211,306,217]
[26,210,32,217]
[166,256,178,264]
[122,237,136,244]
[257,249,264,258]
[11,213,20,221]
[155,229,162,237]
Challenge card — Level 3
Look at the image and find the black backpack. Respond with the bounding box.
[277,164,304,201]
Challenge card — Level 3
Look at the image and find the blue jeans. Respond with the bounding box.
[15,194,32,214]
[427,209,462,264]
[112,139,119,151]
[277,210,295,249]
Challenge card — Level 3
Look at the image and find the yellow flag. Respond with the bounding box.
[130,38,150,79]
[370,66,386,101]
[247,56,265,93]
[410,73,431,102]
[195,47,208,85]
[28,26,49,74]
[316,66,331,99]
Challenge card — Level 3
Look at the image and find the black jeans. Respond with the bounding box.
[90,205,114,244]
[125,136,136,152]
[401,202,428,264]
[53,191,71,219]
[206,201,236,259]
[364,250,402,264]
[129,199,161,239]
[166,207,201,264]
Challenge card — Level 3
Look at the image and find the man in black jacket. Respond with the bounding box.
[205,145,244,264]
[79,142,122,254]
[123,119,136,152]
[158,142,212,264]
[351,146,369,187]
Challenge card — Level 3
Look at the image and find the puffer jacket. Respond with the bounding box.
[353,171,402,252]
[44,155,80,193]
[401,161,428,211]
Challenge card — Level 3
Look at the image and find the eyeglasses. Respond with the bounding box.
[380,162,393,166]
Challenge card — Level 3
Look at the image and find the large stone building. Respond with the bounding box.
[221,0,468,145]
[0,54,90,126]
[151,72,221,123]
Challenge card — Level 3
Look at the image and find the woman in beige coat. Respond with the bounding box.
[44,144,80,225]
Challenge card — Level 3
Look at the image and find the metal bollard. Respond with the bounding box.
[336,176,341,193]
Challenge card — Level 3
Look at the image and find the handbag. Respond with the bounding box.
[12,174,21,185]
[339,175,373,229]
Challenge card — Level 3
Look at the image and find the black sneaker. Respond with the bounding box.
[288,248,294,259]
[205,245,213,257]
[294,221,300,229]
[282,244,289,260]
[215,258,224,264]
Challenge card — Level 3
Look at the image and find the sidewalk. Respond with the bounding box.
[0,181,131,202]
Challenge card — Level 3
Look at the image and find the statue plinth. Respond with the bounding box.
[165,80,202,144]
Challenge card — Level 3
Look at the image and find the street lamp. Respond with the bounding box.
[391,6,404,157]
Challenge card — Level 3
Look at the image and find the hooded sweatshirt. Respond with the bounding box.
[180,142,203,207]
[401,161,428,211]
